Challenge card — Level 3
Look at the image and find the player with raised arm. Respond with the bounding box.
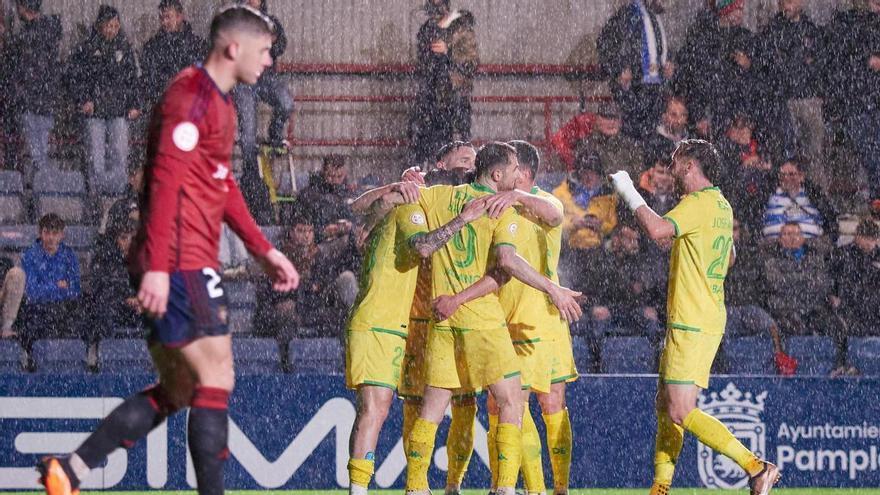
[344,184,488,495]
[432,141,579,495]
[37,6,299,495]
[609,139,779,495]
[394,142,580,495]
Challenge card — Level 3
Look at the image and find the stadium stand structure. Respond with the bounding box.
[600,336,654,374]
[33,169,87,225]
[32,339,88,374]
[723,336,775,375]
[98,338,152,373]
[288,337,343,374]
[0,170,26,224]
[786,336,837,376]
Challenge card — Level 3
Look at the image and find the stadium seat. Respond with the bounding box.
[228,307,254,334]
[33,170,86,224]
[98,339,152,373]
[0,225,37,251]
[724,336,774,375]
[0,170,26,224]
[226,281,257,308]
[62,226,96,250]
[850,337,880,375]
[600,336,654,374]
[288,338,343,374]
[570,336,594,374]
[0,340,24,373]
[32,339,88,373]
[233,338,281,374]
[261,226,283,246]
[786,336,836,376]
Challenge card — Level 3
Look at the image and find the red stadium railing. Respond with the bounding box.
[276,62,603,78]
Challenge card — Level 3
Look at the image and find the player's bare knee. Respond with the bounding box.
[667,403,693,426]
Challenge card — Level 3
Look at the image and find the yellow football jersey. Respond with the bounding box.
[498,187,566,340]
[418,182,525,331]
[662,187,734,335]
[347,204,429,335]
[408,260,433,322]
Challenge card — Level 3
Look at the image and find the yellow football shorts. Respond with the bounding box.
[399,318,429,400]
[508,324,551,394]
[658,327,724,389]
[346,328,407,390]
[547,323,579,385]
[426,322,521,390]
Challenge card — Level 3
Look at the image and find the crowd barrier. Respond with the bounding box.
[1,373,877,489]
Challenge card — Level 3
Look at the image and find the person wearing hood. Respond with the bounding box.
[140,0,208,108]
[553,149,619,254]
[67,5,140,194]
[409,0,479,166]
[5,0,62,182]
[87,218,141,346]
[233,0,294,224]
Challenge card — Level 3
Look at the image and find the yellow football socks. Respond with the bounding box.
[402,401,420,451]
[653,410,684,486]
[487,413,499,489]
[348,457,374,489]
[543,409,572,493]
[521,406,545,494]
[406,418,439,491]
[682,408,764,476]
[446,402,477,489]
[648,482,671,495]
[494,422,523,489]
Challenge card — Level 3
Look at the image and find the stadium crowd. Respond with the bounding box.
[0,0,879,377]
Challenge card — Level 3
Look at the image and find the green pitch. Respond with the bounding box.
[8,490,880,495]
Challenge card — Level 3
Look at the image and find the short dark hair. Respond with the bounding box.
[780,156,806,171]
[107,217,137,240]
[474,142,517,180]
[38,213,65,232]
[508,140,540,181]
[425,168,471,186]
[289,215,313,228]
[856,218,880,238]
[672,139,722,184]
[435,141,474,163]
[322,154,346,169]
[209,4,274,48]
[159,0,184,12]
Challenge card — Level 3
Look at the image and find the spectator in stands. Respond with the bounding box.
[297,155,356,236]
[674,0,764,140]
[0,257,25,339]
[762,158,836,241]
[554,150,618,252]
[68,5,140,194]
[106,164,142,230]
[597,0,673,140]
[87,218,140,344]
[409,0,478,166]
[140,0,207,108]
[578,224,663,343]
[832,218,880,343]
[6,0,61,182]
[0,16,16,170]
[573,102,644,178]
[549,110,596,170]
[255,216,357,341]
[723,219,792,373]
[234,0,294,222]
[715,114,774,230]
[639,155,676,216]
[19,214,81,357]
[644,93,689,162]
[434,140,476,172]
[763,222,844,369]
[756,0,824,177]
[822,0,880,202]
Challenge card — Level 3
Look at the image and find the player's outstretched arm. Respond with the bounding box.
[409,197,488,258]
[609,170,675,241]
[432,266,511,321]
[494,245,583,322]
[350,182,420,215]
[484,189,563,227]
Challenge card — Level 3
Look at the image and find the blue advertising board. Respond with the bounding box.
[1,373,878,489]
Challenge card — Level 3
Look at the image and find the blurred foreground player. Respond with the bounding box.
[37,6,299,495]
[609,139,779,495]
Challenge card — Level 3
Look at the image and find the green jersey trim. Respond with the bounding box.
[664,216,681,237]
[470,182,496,194]
[369,327,408,339]
[669,323,702,333]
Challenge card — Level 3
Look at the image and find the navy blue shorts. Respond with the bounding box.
[145,268,229,348]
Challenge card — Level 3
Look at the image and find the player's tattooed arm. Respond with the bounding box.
[494,244,583,322]
[409,197,488,258]
[432,266,510,321]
